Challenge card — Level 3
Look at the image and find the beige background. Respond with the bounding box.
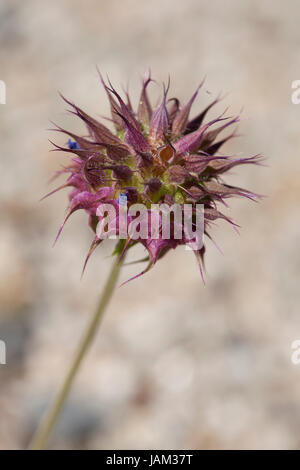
[1,0,300,449]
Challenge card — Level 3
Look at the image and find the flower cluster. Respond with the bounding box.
[47,72,261,283]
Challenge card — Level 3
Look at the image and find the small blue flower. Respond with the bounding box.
[118,193,128,206]
[67,139,80,150]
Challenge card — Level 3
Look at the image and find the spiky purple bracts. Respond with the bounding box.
[47,72,262,283]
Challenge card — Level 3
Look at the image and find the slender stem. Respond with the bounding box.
[28,254,123,450]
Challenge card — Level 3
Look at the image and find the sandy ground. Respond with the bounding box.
[1,0,300,449]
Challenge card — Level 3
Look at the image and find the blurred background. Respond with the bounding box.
[1,0,300,450]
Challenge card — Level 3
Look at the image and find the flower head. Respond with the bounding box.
[47,72,262,283]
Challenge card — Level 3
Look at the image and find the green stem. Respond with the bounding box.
[28,254,123,450]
